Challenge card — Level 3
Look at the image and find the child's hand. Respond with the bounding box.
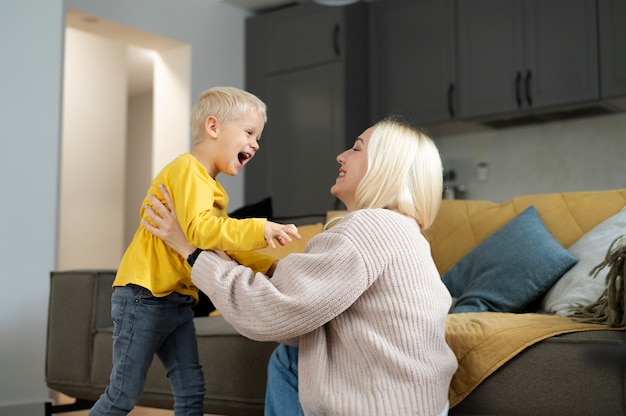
[264,221,301,248]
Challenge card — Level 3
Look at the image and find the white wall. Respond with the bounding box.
[65,0,251,209]
[436,113,626,202]
[0,1,248,413]
[58,28,128,270]
[126,92,154,248]
[0,1,64,414]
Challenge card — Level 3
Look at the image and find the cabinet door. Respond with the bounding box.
[245,3,367,217]
[263,6,343,74]
[524,0,598,108]
[457,0,524,119]
[369,0,456,124]
[261,64,345,218]
[599,0,626,98]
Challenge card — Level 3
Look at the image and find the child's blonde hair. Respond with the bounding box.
[354,118,443,230]
[190,87,267,145]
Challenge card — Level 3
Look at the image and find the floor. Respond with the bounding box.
[53,393,223,416]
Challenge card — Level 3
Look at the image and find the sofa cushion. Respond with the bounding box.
[442,206,578,313]
[425,189,626,276]
[541,206,626,316]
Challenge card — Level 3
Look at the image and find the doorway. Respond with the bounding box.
[59,10,191,270]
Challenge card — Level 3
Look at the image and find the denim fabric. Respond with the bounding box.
[264,344,303,416]
[438,400,450,416]
[89,285,205,416]
[264,344,449,416]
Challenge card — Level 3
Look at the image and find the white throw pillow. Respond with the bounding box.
[541,207,626,316]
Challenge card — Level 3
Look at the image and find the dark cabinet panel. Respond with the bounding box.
[599,0,626,98]
[524,0,598,108]
[262,64,345,217]
[457,0,523,118]
[264,7,342,74]
[245,3,367,218]
[457,0,598,120]
[369,0,456,125]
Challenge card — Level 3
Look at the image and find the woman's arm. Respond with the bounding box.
[144,185,271,268]
[142,184,199,259]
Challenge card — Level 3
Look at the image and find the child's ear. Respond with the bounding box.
[205,116,219,138]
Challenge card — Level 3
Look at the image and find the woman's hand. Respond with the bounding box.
[143,184,196,259]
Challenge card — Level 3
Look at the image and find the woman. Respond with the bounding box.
[144,118,457,415]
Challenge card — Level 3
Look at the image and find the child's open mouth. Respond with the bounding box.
[238,152,252,164]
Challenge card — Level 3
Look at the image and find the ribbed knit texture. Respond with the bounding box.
[192,209,458,415]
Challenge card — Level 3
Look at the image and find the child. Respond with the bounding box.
[89,87,300,415]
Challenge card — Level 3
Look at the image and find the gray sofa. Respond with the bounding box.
[45,269,278,416]
[45,272,626,416]
[46,189,626,415]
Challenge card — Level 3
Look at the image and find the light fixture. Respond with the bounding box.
[313,0,360,5]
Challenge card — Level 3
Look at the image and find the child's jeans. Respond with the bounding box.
[89,284,205,416]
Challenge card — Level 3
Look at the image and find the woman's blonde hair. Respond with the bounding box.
[354,118,443,230]
[190,86,267,144]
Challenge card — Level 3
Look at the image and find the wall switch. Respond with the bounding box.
[476,162,489,183]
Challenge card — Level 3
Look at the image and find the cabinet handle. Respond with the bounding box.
[447,83,455,118]
[333,24,340,57]
[525,70,533,107]
[515,71,522,108]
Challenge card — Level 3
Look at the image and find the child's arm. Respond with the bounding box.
[145,185,281,276]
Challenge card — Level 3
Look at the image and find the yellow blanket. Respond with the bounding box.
[445,312,620,407]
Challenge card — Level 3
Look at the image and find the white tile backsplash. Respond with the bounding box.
[435,113,626,202]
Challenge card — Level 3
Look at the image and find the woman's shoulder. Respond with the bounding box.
[334,209,418,236]
[346,208,412,223]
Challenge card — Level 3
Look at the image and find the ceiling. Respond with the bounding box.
[68,1,368,97]
[222,0,373,12]
[223,0,305,11]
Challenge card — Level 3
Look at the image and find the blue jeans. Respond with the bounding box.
[264,345,450,416]
[89,285,205,416]
[265,344,303,416]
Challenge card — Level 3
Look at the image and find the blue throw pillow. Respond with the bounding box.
[442,206,578,313]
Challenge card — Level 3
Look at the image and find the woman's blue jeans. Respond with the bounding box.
[265,344,303,416]
[264,344,450,416]
[89,285,205,416]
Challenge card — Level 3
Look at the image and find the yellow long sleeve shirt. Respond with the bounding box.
[114,153,275,302]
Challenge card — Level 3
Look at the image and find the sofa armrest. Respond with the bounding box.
[46,270,116,387]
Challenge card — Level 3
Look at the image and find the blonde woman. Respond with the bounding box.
[144,118,457,416]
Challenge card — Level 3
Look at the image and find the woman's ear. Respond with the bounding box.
[205,115,219,139]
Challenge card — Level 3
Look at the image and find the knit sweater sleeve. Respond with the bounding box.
[191,210,385,342]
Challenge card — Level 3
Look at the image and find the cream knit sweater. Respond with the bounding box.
[192,208,458,415]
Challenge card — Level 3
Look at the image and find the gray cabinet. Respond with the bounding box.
[457,0,598,120]
[368,0,456,125]
[245,3,367,218]
[599,0,626,98]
